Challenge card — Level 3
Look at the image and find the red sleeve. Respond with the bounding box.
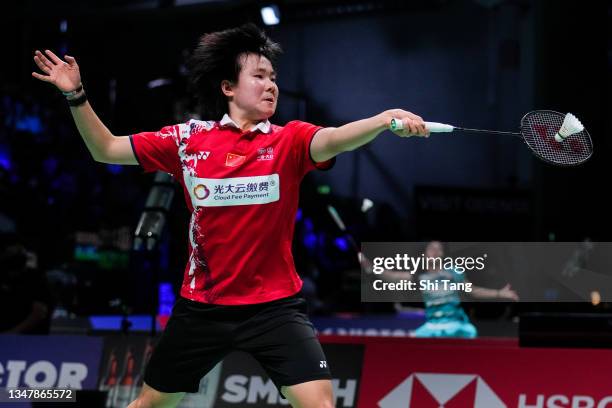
[129,124,181,175]
[286,120,336,177]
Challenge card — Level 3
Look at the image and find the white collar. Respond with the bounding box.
[220,114,272,134]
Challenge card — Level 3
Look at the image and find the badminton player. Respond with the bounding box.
[384,241,519,338]
[32,24,428,408]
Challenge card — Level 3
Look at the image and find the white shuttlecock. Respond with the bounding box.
[361,198,374,213]
[555,113,584,142]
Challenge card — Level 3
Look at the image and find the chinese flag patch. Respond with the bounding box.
[225,153,246,167]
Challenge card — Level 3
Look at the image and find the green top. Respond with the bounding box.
[419,268,469,323]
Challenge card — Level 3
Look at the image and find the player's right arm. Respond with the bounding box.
[32,50,136,165]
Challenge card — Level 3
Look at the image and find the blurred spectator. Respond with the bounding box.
[0,235,54,334]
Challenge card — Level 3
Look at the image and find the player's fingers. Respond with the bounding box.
[401,111,422,122]
[35,51,54,69]
[33,56,51,73]
[414,115,429,137]
[64,55,77,66]
[399,118,415,136]
[412,119,427,136]
[32,71,52,82]
[415,121,428,137]
[391,115,427,137]
[44,49,64,65]
[394,111,428,137]
[406,120,419,136]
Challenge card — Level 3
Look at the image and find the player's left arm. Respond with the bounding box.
[310,109,429,162]
[468,281,519,301]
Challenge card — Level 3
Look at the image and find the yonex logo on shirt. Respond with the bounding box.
[197,151,211,160]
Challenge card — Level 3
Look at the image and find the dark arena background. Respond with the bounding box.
[1,0,611,407]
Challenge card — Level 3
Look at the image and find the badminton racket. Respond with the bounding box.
[391,110,593,167]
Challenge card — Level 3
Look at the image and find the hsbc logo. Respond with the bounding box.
[378,373,505,408]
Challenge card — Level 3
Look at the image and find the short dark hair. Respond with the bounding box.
[187,23,282,119]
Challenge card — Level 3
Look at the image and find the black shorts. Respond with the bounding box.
[144,292,332,394]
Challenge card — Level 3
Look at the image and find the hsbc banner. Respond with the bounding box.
[359,339,612,408]
[0,335,102,389]
[216,344,364,407]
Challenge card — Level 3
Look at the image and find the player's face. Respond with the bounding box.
[230,53,278,120]
[425,241,444,259]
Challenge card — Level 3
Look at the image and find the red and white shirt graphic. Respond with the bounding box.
[130,114,334,305]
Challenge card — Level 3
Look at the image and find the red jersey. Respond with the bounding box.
[129,114,333,305]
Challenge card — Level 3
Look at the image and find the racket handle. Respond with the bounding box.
[425,121,454,133]
[390,118,455,133]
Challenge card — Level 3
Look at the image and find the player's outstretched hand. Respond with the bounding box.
[498,283,519,301]
[381,109,430,138]
[32,49,82,93]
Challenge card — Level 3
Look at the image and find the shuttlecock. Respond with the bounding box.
[361,198,374,213]
[555,113,584,142]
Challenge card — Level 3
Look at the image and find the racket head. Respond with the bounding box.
[520,110,593,166]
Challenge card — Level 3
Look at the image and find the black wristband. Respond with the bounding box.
[67,92,87,107]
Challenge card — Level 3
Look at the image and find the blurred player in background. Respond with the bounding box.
[412,241,518,338]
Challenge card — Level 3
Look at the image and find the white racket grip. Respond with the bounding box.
[424,121,454,133]
[390,118,454,133]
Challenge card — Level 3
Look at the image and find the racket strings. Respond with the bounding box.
[521,111,593,166]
